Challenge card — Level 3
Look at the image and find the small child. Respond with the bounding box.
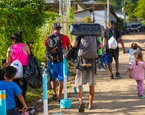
[126,43,142,65]
[125,52,145,99]
[0,66,28,115]
[125,43,143,77]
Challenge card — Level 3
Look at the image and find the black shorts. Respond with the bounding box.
[106,47,119,63]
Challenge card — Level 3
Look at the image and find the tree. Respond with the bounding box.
[124,3,137,22]
[135,0,145,20]
[0,0,60,63]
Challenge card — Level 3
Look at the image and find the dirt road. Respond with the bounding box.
[48,34,145,115]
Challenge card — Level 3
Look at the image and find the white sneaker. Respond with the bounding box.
[98,68,106,71]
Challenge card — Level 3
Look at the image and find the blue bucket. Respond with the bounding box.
[74,86,84,93]
[60,98,72,108]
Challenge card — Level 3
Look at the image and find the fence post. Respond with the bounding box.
[42,72,48,115]
[0,90,6,115]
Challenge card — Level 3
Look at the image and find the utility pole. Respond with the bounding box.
[124,0,127,23]
[93,0,95,23]
[107,0,110,27]
[59,0,71,34]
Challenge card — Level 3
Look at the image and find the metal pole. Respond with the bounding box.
[107,0,110,27]
[124,0,126,22]
[93,1,95,23]
[0,90,6,115]
[43,72,48,115]
[63,56,68,99]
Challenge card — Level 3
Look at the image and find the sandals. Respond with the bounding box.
[78,102,85,113]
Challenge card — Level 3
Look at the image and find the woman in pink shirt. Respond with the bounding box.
[6,31,30,112]
[126,52,145,99]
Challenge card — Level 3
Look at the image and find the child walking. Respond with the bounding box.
[125,43,143,65]
[125,52,145,99]
[0,66,28,115]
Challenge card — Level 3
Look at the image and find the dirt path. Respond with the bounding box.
[48,34,145,115]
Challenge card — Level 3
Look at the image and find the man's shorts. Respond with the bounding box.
[106,47,119,63]
[47,62,63,81]
[7,107,19,115]
[75,69,96,86]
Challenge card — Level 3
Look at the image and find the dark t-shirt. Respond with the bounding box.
[103,28,121,49]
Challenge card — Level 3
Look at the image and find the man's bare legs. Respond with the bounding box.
[51,79,63,101]
[77,86,85,112]
[115,61,119,73]
[89,85,94,108]
[51,79,56,96]
[57,80,63,101]
[77,86,83,102]
[108,63,113,75]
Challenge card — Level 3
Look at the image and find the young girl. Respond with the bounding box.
[125,52,145,99]
[126,43,142,65]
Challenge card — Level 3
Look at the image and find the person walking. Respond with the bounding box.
[125,52,145,99]
[0,66,28,115]
[44,22,71,102]
[6,31,30,112]
[71,35,102,113]
[102,21,126,79]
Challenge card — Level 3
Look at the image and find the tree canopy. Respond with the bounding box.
[0,0,60,63]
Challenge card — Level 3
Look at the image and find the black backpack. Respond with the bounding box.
[46,34,63,63]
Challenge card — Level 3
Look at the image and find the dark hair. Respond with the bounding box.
[131,43,137,49]
[10,31,23,43]
[4,66,17,79]
[134,52,143,65]
[109,21,116,28]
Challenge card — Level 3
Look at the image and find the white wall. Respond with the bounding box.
[92,9,117,28]
[74,11,91,22]
[109,12,117,22]
[93,10,106,28]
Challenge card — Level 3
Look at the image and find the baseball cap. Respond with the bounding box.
[52,22,62,29]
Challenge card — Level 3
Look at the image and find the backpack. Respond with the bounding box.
[10,60,23,79]
[78,36,98,59]
[46,34,63,63]
[108,29,118,49]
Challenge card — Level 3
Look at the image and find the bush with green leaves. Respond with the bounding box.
[0,0,60,65]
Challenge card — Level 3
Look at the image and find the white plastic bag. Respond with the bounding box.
[11,60,23,79]
[108,36,118,49]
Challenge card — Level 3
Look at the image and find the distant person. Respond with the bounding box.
[125,52,145,99]
[103,20,126,79]
[6,31,30,112]
[0,66,27,115]
[44,22,71,102]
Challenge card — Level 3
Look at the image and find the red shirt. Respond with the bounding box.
[44,32,70,50]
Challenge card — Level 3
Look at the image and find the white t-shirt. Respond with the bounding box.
[126,48,141,65]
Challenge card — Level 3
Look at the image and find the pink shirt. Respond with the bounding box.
[11,43,29,66]
[130,61,145,80]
